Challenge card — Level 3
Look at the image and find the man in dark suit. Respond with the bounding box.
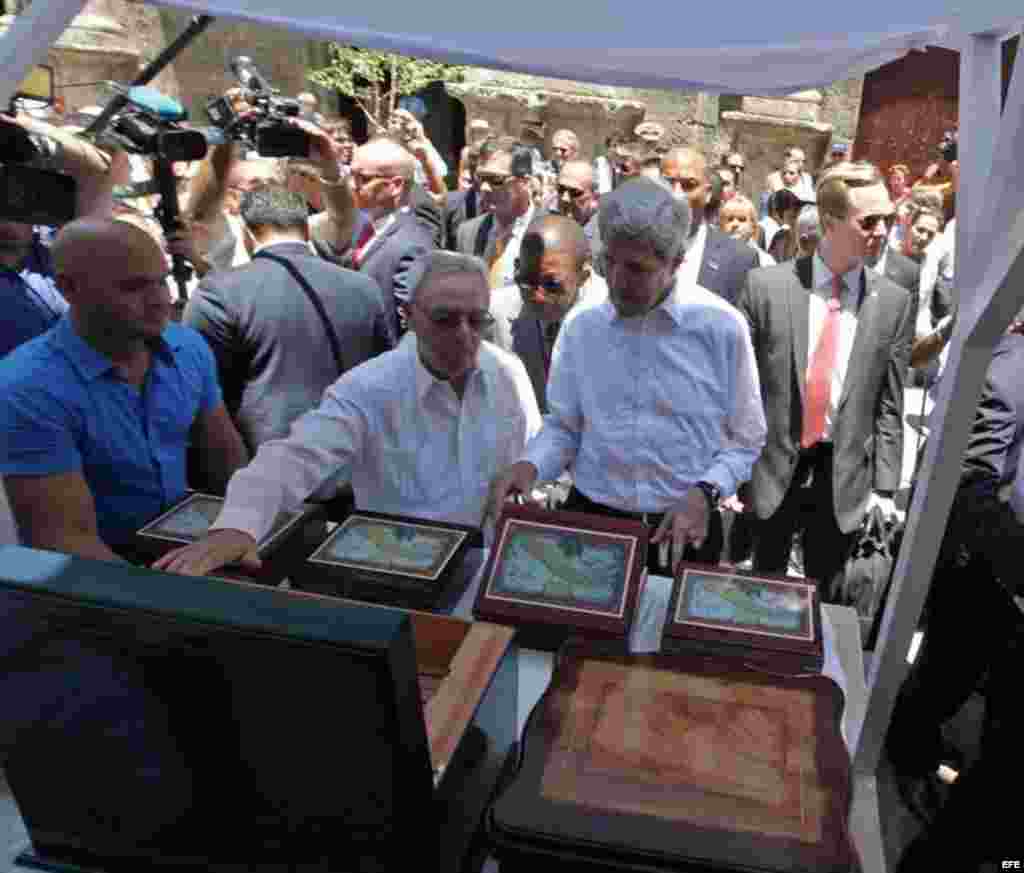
[488,214,606,412]
[738,161,914,592]
[887,326,1024,871]
[454,141,535,288]
[662,147,759,306]
[342,138,436,333]
[443,138,498,250]
[186,184,394,454]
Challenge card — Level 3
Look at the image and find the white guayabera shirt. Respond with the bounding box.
[214,335,541,539]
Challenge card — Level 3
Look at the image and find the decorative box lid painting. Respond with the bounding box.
[676,567,815,642]
[308,514,469,582]
[475,506,648,640]
[137,492,302,552]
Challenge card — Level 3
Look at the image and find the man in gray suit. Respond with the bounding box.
[488,214,606,412]
[185,184,394,454]
[738,161,914,593]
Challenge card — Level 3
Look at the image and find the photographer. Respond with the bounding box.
[186,105,356,273]
[1,111,129,357]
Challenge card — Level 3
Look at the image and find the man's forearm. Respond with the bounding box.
[30,528,126,564]
[186,144,233,223]
[314,174,356,254]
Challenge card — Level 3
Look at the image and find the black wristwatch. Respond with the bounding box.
[694,481,721,511]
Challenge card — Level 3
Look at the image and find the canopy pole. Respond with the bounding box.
[852,32,1019,779]
[0,0,87,107]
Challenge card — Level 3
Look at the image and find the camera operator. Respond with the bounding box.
[0,111,128,358]
[185,105,356,275]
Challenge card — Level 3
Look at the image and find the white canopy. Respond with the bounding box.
[2,4,1024,870]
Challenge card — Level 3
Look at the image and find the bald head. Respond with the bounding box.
[53,218,171,344]
[523,213,590,268]
[357,139,417,182]
[662,147,708,177]
[53,219,164,279]
[661,147,711,231]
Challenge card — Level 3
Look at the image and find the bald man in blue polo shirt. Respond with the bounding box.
[0,219,249,562]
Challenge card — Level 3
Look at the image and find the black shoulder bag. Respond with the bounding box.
[253,250,345,375]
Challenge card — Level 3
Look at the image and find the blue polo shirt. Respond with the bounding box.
[0,316,222,549]
[0,235,69,360]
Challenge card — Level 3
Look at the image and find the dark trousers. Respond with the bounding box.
[753,444,857,597]
[888,510,1024,868]
[562,487,724,575]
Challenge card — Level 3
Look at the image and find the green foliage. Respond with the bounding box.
[309,45,467,130]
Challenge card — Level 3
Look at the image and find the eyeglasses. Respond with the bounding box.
[557,184,587,200]
[516,275,571,297]
[727,163,745,173]
[663,176,701,192]
[420,307,496,332]
[351,171,395,188]
[553,146,572,155]
[857,213,892,232]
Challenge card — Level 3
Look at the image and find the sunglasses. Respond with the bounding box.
[557,184,586,200]
[727,163,745,173]
[664,176,701,192]
[857,213,892,232]
[477,173,519,188]
[351,171,395,188]
[516,275,570,297]
[420,307,496,332]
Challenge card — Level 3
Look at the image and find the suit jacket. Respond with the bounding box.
[487,275,609,412]
[454,212,495,258]
[738,255,914,533]
[948,333,1024,593]
[343,210,436,333]
[185,241,395,453]
[444,188,478,251]
[697,225,760,307]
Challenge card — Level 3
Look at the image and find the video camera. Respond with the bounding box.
[205,57,310,158]
[0,65,78,227]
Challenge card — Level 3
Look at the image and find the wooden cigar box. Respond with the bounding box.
[489,638,857,873]
[132,491,327,584]
[473,504,647,651]
[299,509,483,612]
[664,563,824,674]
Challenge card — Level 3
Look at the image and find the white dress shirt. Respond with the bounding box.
[522,278,766,511]
[676,222,707,289]
[213,336,542,539]
[484,204,535,288]
[809,253,863,441]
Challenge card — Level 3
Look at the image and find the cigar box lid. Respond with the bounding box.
[491,640,856,872]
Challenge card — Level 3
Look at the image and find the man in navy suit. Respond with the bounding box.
[661,147,759,307]
[343,138,436,333]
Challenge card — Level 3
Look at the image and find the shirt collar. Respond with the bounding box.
[495,203,534,236]
[812,251,862,303]
[54,314,177,383]
[408,333,483,404]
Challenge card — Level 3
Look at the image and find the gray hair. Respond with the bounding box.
[406,250,489,305]
[796,206,821,240]
[598,177,690,264]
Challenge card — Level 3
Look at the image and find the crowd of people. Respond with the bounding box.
[1,90,1019,868]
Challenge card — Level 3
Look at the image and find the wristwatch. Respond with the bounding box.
[694,481,721,511]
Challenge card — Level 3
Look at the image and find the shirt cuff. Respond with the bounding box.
[697,466,735,502]
[210,504,271,545]
[521,444,561,484]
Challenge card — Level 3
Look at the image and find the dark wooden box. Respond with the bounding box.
[664,563,824,674]
[298,510,483,612]
[473,504,647,651]
[0,545,517,873]
[489,639,857,873]
[132,491,327,585]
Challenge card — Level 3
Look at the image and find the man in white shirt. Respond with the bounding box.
[154,251,541,577]
[485,178,766,574]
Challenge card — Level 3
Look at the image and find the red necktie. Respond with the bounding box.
[352,221,375,268]
[801,275,843,449]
